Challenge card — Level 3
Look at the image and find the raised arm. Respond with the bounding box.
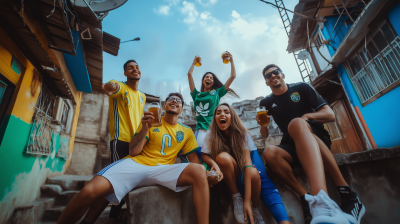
[301,105,335,123]
[103,82,119,95]
[223,51,236,90]
[128,112,154,156]
[188,57,197,93]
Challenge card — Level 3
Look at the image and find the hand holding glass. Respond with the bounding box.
[148,102,162,127]
[256,106,269,126]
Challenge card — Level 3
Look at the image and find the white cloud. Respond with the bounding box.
[181,1,199,24]
[154,5,171,16]
[230,11,269,39]
[196,0,218,6]
[200,11,211,20]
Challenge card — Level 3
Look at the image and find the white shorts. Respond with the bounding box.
[95,159,190,205]
[194,129,209,148]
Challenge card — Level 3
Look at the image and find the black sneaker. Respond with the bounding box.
[300,194,312,224]
[338,186,365,224]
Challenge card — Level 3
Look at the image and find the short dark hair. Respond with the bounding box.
[123,60,138,71]
[262,64,282,76]
[165,92,184,106]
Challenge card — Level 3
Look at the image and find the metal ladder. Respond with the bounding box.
[275,0,312,83]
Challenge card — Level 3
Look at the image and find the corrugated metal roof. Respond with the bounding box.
[103,32,120,56]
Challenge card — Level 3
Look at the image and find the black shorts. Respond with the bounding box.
[277,120,331,164]
[110,140,130,163]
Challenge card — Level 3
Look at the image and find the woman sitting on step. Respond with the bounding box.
[201,103,291,224]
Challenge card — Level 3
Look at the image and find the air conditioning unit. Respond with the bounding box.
[53,97,65,124]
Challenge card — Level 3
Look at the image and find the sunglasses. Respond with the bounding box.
[167,97,182,104]
[263,69,281,81]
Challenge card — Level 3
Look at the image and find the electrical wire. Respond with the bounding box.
[258,0,322,22]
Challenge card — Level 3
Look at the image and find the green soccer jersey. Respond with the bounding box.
[190,85,227,130]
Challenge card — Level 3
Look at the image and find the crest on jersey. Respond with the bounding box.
[176,131,184,143]
[291,92,300,102]
[210,90,216,95]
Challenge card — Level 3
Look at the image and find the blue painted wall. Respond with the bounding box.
[387,1,400,36]
[337,65,400,148]
[321,16,352,56]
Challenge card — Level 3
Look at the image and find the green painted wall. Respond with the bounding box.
[0,114,66,222]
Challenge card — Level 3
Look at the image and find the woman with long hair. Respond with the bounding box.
[188,52,239,160]
[201,103,290,224]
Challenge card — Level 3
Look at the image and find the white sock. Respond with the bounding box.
[232,192,241,198]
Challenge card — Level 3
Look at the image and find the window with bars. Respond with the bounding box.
[26,85,57,156]
[344,20,400,105]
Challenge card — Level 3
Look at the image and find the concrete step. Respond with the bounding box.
[54,190,79,206]
[46,175,92,191]
[8,198,55,224]
[41,184,63,198]
[42,206,64,222]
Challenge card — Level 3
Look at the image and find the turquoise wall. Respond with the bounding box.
[0,114,66,207]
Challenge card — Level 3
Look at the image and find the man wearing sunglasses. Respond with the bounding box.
[57,93,211,224]
[256,64,364,224]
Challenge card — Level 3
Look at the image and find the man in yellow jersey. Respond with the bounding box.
[80,60,146,224]
[57,93,211,224]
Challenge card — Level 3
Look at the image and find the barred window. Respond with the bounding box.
[345,20,400,105]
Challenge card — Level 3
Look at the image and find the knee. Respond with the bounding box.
[263,146,280,164]
[192,164,207,182]
[79,185,98,201]
[287,118,308,136]
[249,167,261,184]
[215,152,232,167]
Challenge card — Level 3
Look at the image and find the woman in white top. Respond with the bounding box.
[201,103,290,224]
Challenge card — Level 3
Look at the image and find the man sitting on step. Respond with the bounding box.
[57,92,211,224]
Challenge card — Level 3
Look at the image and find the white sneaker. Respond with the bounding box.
[252,208,265,224]
[233,195,247,224]
[305,190,358,224]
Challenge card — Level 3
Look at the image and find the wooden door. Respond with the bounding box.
[325,100,364,154]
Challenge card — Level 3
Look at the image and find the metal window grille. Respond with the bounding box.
[26,85,57,156]
[345,21,400,104]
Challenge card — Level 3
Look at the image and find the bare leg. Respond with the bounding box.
[313,134,348,186]
[263,146,308,196]
[215,152,240,194]
[81,197,110,223]
[57,176,114,224]
[176,163,209,224]
[288,118,326,195]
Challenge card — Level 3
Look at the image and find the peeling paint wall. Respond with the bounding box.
[0,29,82,224]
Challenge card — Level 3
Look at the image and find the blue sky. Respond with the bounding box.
[102,0,302,104]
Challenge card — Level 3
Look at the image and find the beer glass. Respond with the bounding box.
[149,102,162,127]
[195,56,202,67]
[256,106,269,126]
[222,51,230,64]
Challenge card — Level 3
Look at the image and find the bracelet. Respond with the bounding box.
[244,165,252,169]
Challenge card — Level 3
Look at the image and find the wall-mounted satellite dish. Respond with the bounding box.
[70,0,128,20]
[297,50,309,60]
[71,0,128,12]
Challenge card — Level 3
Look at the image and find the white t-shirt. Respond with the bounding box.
[201,132,257,154]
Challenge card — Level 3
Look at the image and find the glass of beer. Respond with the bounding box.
[222,51,230,64]
[256,106,269,126]
[195,56,202,67]
[149,102,162,127]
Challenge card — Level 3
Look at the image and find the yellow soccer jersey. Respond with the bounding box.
[125,117,198,166]
[108,80,146,142]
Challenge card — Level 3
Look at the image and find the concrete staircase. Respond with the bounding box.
[8,175,92,224]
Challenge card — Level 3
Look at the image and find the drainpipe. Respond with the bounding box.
[353,106,378,149]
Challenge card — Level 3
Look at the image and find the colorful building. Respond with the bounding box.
[0,0,119,223]
[285,0,400,153]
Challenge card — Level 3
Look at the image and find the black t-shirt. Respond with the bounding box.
[259,82,327,134]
